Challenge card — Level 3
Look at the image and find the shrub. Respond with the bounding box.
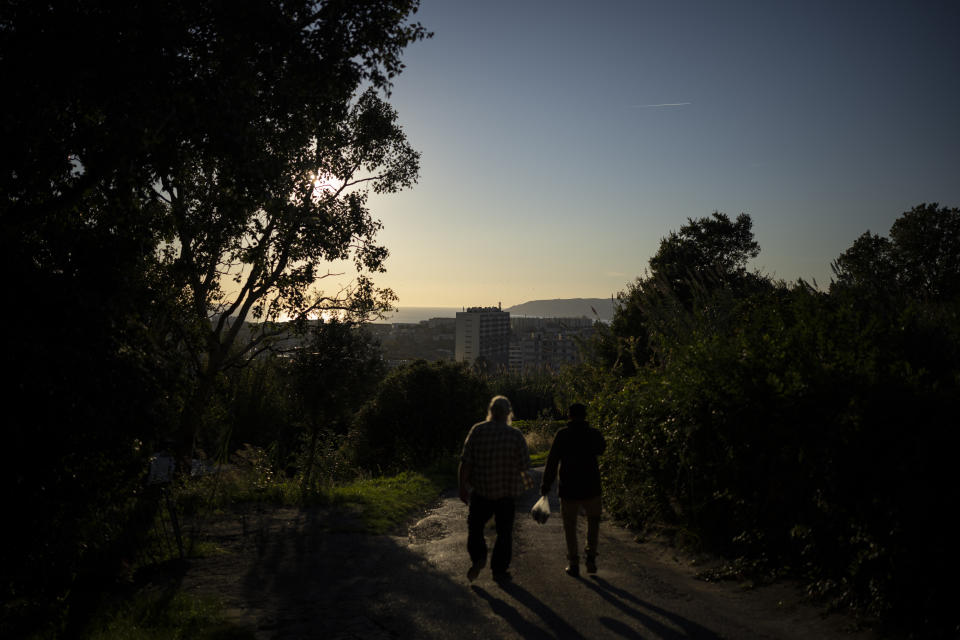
[349,360,490,473]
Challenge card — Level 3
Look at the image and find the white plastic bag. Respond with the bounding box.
[531,495,550,524]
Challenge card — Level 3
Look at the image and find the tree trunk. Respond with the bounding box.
[176,361,220,471]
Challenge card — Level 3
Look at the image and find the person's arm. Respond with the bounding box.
[458,461,471,504]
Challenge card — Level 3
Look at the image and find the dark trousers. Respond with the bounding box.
[467,494,516,573]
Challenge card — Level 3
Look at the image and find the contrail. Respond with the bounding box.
[633,102,692,108]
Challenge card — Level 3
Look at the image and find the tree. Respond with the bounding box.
[649,212,760,296]
[351,361,490,473]
[831,203,960,302]
[3,0,430,459]
[294,318,386,487]
[1,2,428,628]
[160,83,423,460]
[609,212,763,372]
[830,231,896,298]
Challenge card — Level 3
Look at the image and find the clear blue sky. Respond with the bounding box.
[365,0,960,308]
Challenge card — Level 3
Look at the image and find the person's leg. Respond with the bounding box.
[560,498,581,575]
[467,494,494,577]
[490,496,516,575]
[583,495,602,573]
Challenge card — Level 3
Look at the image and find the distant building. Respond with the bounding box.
[455,305,510,368]
[509,317,594,371]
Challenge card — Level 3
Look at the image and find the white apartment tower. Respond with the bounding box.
[455,305,510,368]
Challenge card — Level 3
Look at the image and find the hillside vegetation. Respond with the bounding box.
[566,206,960,637]
[4,3,957,633]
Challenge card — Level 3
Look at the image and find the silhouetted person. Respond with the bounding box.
[459,395,529,582]
[540,402,606,577]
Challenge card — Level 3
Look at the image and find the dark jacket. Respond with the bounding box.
[540,419,606,500]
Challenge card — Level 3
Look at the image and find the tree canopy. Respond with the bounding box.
[832,203,960,301]
[3,0,431,458]
[583,203,960,635]
[607,212,762,372]
[649,212,760,292]
[1,2,429,626]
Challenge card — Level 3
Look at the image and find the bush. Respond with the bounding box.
[349,360,490,473]
[591,278,960,633]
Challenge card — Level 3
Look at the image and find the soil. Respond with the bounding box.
[180,470,881,639]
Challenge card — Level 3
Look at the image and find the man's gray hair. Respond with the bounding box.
[486,395,513,424]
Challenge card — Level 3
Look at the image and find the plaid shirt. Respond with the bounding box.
[461,420,529,499]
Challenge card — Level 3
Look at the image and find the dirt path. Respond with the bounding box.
[182,469,878,639]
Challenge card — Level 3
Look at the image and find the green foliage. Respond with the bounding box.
[513,416,566,464]
[172,446,299,515]
[294,319,386,433]
[194,320,386,497]
[588,205,960,634]
[293,319,386,489]
[608,212,769,375]
[172,457,441,535]
[832,203,960,302]
[86,589,254,640]
[350,360,490,473]
[651,212,759,275]
[649,212,762,306]
[325,472,444,534]
[1,2,428,634]
[218,358,298,463]
[486,368,560,419]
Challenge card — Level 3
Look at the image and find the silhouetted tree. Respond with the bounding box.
[830,231,897,299]
[1,1,428,632]
[350,361,489,473]
[649,212,760,300]
[2,0,428,457]
[609,212,763,372]
[589,204,960,635]
[832,203,960,302]
[294,318,386,486]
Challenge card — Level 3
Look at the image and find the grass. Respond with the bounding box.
[85,589,254,640]
[529,450,550,466]
[514,417,564,467]
[323,471,444,534]
[79,468,443,639]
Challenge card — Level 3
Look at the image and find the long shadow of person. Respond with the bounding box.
[596,615,647,639]
[585,575,720,639]
[471,585,554,639]
[495,579,588,639]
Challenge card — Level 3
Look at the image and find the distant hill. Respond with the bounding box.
[505,298,615,321]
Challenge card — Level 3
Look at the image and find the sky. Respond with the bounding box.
[360,0,960,309]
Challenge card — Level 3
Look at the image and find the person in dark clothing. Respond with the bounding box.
[540,402,606,577]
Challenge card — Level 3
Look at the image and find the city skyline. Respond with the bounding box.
[357,0,960,308]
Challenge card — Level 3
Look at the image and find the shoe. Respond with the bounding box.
[466,557,485,582]
[565,563,580,577]
[492,570,512,583]
[585,556,597,574]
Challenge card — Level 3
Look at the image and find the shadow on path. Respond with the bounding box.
[585,575,720,639]
[498,579,587,639]
[471,585,554,639]
[224,507,507,639]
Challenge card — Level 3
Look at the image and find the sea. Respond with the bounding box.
[375,306,461,324]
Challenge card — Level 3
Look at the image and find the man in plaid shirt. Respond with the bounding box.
[459,395,529,582]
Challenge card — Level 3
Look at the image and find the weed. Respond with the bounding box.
[85,589,254,640]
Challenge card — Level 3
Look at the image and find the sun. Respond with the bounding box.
[311,171,343,196]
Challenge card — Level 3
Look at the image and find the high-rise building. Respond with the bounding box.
[455,305,510,367]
